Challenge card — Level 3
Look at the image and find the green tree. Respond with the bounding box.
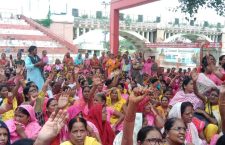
[179,0,225,16]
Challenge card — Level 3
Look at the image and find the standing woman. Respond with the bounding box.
[0,120,10,145]
[25,45,44,90]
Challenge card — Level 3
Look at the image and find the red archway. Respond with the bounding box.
[110,0,158,54]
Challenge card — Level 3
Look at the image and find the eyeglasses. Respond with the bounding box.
[170,127,187,132]
[144,138,164,145]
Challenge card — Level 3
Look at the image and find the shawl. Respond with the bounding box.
[169,90,204,110]
[6,105,41,143]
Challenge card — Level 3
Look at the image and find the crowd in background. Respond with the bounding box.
[0,45,225,145]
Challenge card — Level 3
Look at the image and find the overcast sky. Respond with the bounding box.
[0,0,224,24]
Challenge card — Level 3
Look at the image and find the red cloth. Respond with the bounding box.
[88,104,115,145]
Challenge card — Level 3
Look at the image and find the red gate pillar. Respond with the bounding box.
[110,8,119,55]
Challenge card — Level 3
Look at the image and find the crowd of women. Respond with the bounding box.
[0,45,225,145]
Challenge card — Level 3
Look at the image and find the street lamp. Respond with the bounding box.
[101,1,110,50]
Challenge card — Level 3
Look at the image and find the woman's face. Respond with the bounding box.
[208,90,219,105]
[0,87,8,98]
[164,90,173,99]
[181,106,193,124]
[140,130,163,145]
[83,87,90,101]
[93,96,104,105]
[0,127,8,145]
[69,122,87,145]
[161,97,169,107]
[111,90,118,100]
[47,100,58,113]
[167,119,186,144]
[14,109,30,125]
[28,86,38,100]
[184,80,193,93]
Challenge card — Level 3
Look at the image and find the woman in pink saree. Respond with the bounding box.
[5,104,41,143]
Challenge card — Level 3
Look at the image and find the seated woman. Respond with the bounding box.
[168,102,206,145]
[60,117,100,145]
[169,76,204,110]
[88,104,115,145]
[93,92,124,131]
[106,88,126,131]
[157,96,170,120]
[5,104,41,143]
[164,118,186,145]
[192,72,220,143]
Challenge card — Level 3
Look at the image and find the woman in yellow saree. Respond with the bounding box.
[106,88,126,131]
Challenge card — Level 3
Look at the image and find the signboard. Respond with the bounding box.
[145,42,222,48]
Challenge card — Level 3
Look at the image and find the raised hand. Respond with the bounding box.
[35,110,68,143]
[58,91,69,109]
[92,76,102,86]
[129,91,145,104]
[16,64,24,76]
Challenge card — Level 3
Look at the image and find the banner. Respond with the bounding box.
[145,42,222,48]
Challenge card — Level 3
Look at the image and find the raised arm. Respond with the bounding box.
[34,110,68,145]
[191,71,207,103]
[121,88,149,145]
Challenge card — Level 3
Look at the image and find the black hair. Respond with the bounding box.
[0,120,10,145]
[16,107,30,117]
[201,54,215,72]
[216,134,225,145]
[181,102,193,115]
[150,77,159,84]
[118,83,124,89]
[219,55,225,65]
[137,126,162,143]
[0,84,8,91]
[164,118,179,137]
[46,98,56,108]
[28,46,37,53]
[23,85,38,101]
[182,76,192,91]
[68,117,87,132]
[95,92,106,102]
[11,139,34,145]
[161,96,169,101]
[210,88,220,95]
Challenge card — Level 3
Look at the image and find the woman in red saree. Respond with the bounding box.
[88,104,115,145]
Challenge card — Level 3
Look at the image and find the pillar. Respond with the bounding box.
[156,29,165,42]
[146,32,149,41]
[221,33,225,55]
[110,9,119,55]
[77,27,80,36]
[150,32,153,42]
